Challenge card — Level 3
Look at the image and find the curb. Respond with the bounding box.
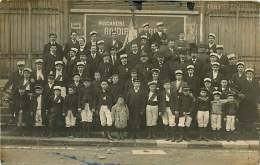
[1,136,259,150]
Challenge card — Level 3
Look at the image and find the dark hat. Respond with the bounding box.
[200,87,208,92]
[133,78,141,83]
[163,79,171,84]
[49,33,57,38]
[48,71,55,78]
[183,85,190,91]
[35,85,43,90]
[102,51,110,58]
[140,51,148,57]
[82,77,92,82]
[131,68,137,74]
[72,72,80,77]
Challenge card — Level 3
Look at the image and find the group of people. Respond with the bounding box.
[3,22,260,142]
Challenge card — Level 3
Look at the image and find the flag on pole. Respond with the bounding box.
[119,14,138,52]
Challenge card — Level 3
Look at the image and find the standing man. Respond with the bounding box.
[216,45,229,66]
[107,30,123,52]
[86,31,98,50]
[238,68,260,135]
[126,79,146,139]
[151,22,167,46]
[207,33,217,53]
[43,33,63,57]
[64,31,80,57]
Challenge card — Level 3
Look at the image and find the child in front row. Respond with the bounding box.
[210,91,228,140]
[111,96,129,140]
[176,86,194,142]
[195,88,211,141]
[224,93,238,141]
[63,86,78,138]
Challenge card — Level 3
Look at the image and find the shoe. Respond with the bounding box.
[176,136,183,143]
[184,136,190,141]
[171,136,176,142]
[203,136,210,141]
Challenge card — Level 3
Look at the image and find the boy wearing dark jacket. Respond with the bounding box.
[176,86,194,142]
[63,86,78,138]
[46,86,64,138]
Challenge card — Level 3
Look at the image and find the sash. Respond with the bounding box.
[148,92,157,102]
[55,74,62,81]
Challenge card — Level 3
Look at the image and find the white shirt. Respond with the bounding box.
[48,83,54,89]
[37,95,42,110]
[134,88,139,93]
[37,69,44,80]
[158,32,162,37]
[148,92,157,101]
[213,71,218,79]
[165,90,170,101]
[209,42,214,48]
[55,70,63,80]
[91,53,96,59]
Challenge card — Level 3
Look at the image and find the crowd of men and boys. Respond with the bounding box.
[3,22,260,142]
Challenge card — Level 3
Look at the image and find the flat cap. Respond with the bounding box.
[245,68,254,73]
[142,23,149,28]
[187,65,195,69]
[227,53,236,59]
[208,33,216,38]
[23,68,32,72]
[53,86,62,90]
[17,60,25,66]
[156,22,164,26]
[35,59,43,64]
[97,40,104,45]
[204,78,212,82]
[90,31,97,35]
[147,81,157,86]
[175,70,183,75]
[55,61,63,65]
[120,54,128,59]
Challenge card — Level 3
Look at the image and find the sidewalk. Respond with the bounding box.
[1,135,259,150]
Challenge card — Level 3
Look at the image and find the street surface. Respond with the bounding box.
[1,146,259,165]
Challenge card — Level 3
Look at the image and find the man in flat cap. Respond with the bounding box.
[207,33,217,53]
[3,60,25,93]
[231,62,246,90]
[126,78,146,139]
[87,45,102,78]
[135,51,152,84]
[107,30,123,53]
[117,54,130,87]
[32,59,46,85]
[238,68,260,135]
[86,31,98,50]
[224,53,237,81]
[151,22,168,46]
[216,44,229,66]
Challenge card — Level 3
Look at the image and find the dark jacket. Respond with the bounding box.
[63,94,79,116]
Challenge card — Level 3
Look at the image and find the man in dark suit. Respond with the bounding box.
[128,43,140,69]
[184,65,200,97]
[78,37,88,56]
[85,31,98,51]
[206,62,223,88]
[165,40,179,62]
[3,60,25,93]
[207,33,217,53]
[187,47,204,82]
[97,40,106,56]
[43,45,63,77]
[98,52,113,81]
[117,54,130,87]
[216,45,229,66]
[64,31,80,57]
[87,45,102,78]
[151,22,167,46]
[109,47,120,72]
[138,23,152,42]
[43,33,63,57]
[106,30,123,52]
